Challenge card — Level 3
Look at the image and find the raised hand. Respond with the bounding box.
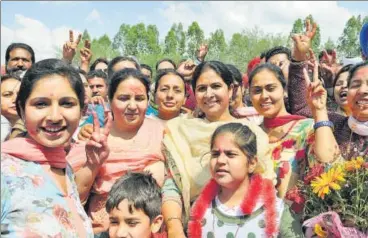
[77,124,93,141]
[80,40,92,64]
[196,43,209,62]
[320,49,337,66]
[306,48,319,79]
[319,49,340,79]
[303,68,327,112]
[85,102,112,165]
[91,95,106,105]
[291,19,317,61]
[177,59,196,77]
[62,30,82,63]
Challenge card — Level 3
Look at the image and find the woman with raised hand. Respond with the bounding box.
[248,60,340,212]
[161,61,271,238]
[288,21,367,159]
[1,58,102,237]
[70,68,166,234]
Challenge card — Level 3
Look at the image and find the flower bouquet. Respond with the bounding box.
[299,157,368,237]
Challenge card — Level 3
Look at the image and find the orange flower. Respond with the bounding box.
[344,157,364,172]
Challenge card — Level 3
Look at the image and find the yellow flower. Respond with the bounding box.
[314,223,327,237]
[311,166,345,199]
[344,157,365,171]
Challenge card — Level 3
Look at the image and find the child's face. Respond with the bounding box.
[108,199,163,238]
[210,133,257,189]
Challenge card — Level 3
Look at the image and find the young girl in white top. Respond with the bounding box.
[188,122,303,238]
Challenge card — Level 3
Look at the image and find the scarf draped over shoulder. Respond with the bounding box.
[162,114,274,217]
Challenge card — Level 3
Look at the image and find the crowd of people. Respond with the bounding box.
[1,19,367,238]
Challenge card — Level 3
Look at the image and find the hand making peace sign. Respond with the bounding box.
[63,30,82,63]
[303,66,327,112]
[80,39,92,64]
[85,101,113,165]
[291,19,317,61]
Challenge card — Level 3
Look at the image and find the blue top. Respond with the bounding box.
[146,104,159,116]
[81,104,107,127]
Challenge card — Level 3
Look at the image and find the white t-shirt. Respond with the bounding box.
[201,195,285,238]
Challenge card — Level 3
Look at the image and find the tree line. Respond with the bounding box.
[61,14,368,73]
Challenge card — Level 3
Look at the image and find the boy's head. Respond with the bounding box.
[106,172,163,238]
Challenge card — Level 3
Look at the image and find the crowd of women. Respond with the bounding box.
[1,19,367,238]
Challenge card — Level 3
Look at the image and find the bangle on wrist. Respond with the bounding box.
[314,120,334,131]
[291,57,307,64]
[194,57,202,65]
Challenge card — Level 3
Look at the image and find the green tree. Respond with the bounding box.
[82,29,91,41]
[186,21,204,59]
[112,23,161,56]
[363,16,368,25]
[146,25,161,55]
[207,29,227,60]
[112,23,132,55]
[324,37,336,50]
[337,15,364,57]
[176,23,186,56]
[88,34,118,61]
[291,19,304,34]
[164,24,178,55]
[226,27,288,72]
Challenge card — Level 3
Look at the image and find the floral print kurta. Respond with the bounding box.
[1,153,93,237]
[267,119,317,211]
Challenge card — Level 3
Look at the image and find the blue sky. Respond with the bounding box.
[1,1,367,61]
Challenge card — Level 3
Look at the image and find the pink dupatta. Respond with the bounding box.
[67,117,165,194]
[1,137,67,168]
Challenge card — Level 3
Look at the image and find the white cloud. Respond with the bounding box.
[159,1,364,44]
[85,9,103,25]
[1,14,81,62]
